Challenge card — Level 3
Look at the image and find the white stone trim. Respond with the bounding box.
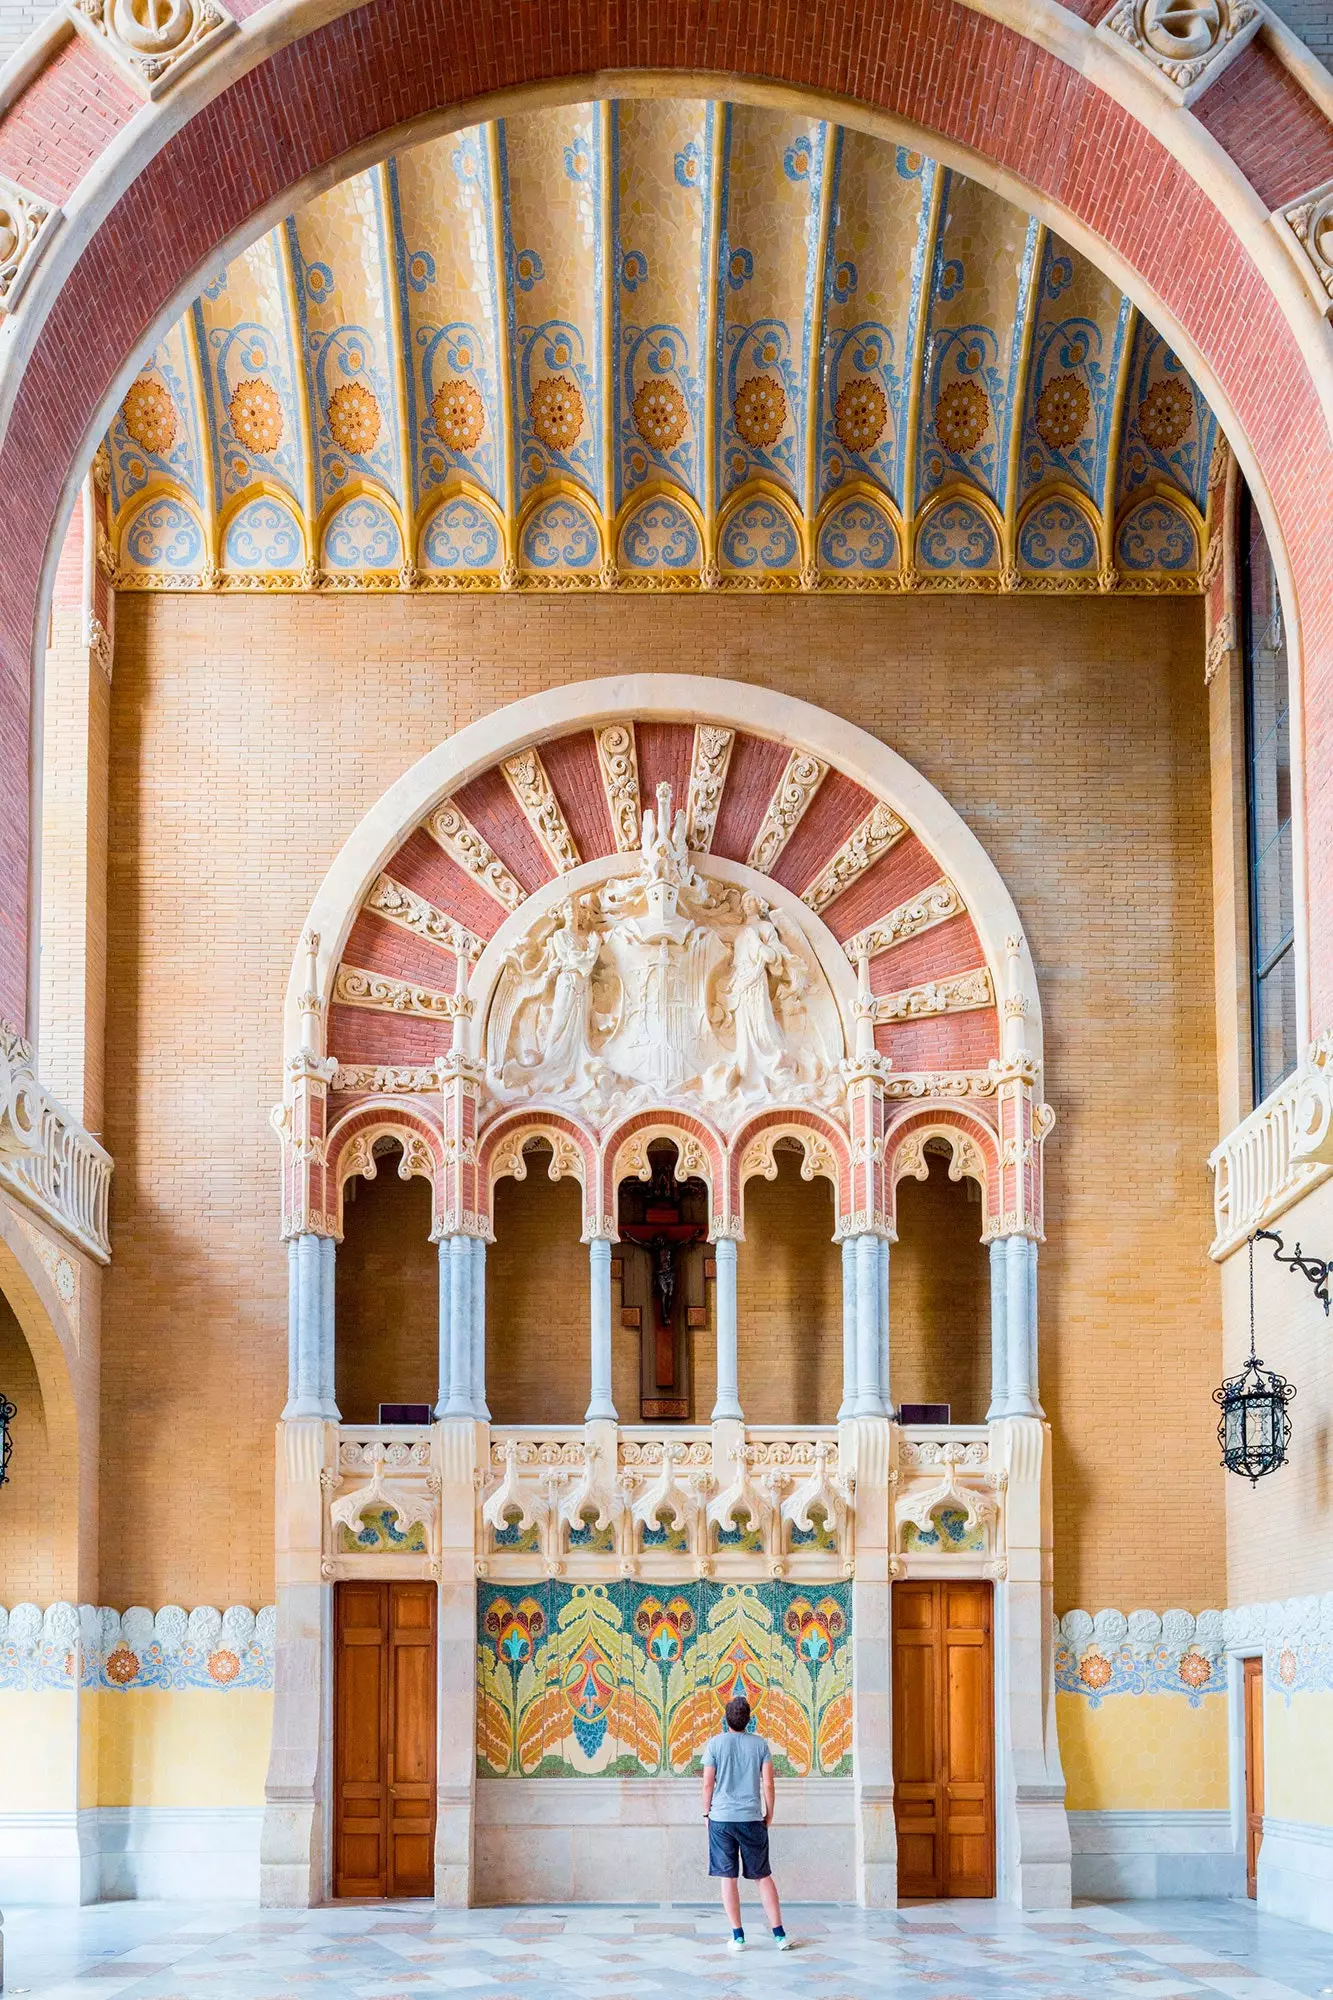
[283,675,1040,1071]
[1067,1809,1243,1899]
[1258,1817,1333,1934]
[96,1804,264,1900]
[0,1807,98,1905]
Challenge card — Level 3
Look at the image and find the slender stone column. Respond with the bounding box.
[433,1238,452,1419]
[987,1236,1009,1419]
[1026,1239,1044,1419]
[838,1235,857,1420]
[711,1235,742,1422]
[877,1234,891,1412]
[471,1236,490,1421]
[444,1234,475,1417]
[1004,1237,1040,1420]
[284,1232,339,1420]
[854,1235,886,1418]
[586,1236,617,1422]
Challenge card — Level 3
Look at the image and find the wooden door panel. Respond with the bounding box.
[335,1580,438,1900]
[893,1578,994,1900]
[1244,1655,1264,1899]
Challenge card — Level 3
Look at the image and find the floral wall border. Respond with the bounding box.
[0,1602,275,1691]
[1056,1594,1333,1710]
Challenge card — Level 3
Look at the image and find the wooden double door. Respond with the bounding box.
[892,1579,995,1899]
[334,1581,437,1899]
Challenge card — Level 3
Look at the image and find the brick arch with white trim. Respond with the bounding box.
[2,4,1333,1049]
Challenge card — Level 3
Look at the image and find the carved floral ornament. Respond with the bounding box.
[64,0,238,98]
[1097,0,1260,102]
[0,176,60,315]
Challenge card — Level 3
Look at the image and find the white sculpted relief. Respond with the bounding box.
[484,783,842,1126]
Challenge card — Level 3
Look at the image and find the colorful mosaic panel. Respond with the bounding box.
[477,1580,852,1779]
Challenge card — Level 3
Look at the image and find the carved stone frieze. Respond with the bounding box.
[684,725,734,852]
[333,965,465,1019]
[882,1070,997,1098]
[483,782,843,1128]
[426,802,526,911]
[501,748,581,872]
[366,874,483,960]
[0,176,60,314]
[65,0,238,100]
[595,724,641,852]
[331,1064,438,1093]
[801,801,907,914]
[1204,611,1236,687]
[746,751,828,873]
[874,966,993,1023]
[1279,178,1333,313]
[1097,0,1260,103]
[842,878,964,961]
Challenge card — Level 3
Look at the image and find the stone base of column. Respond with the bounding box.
[855,1783,898,1908]
[434,1783,474,1906]
[259,1798,325,1909]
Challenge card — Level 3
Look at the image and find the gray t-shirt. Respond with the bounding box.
[703,1729,772,1822]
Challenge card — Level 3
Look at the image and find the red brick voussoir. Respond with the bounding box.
[0,0,1331,1037]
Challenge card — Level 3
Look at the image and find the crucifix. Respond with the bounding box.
[618,1164,708,1397]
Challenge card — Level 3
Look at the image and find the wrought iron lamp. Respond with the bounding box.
[1214,1238,1295,1484]
[0,1392,14,1487]
[1253,1226,1332,1314]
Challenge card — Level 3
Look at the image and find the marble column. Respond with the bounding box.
[434,1238,452,1419]
[854,1235,886,1418]
[470,1236,490,1422]
[586,1236,617,1423]
[877,1234,892,1413]
[838,1235,857,1420]
[283,1232,339,1420]
[1004,1237,1041,1421]
[987,1236,1008,1420]
[444,1234,476,1418]
[711,1235,742,1422]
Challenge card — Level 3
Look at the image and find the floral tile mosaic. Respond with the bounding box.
[0,1602,275,1691]
[477,1579,851,1779]
[1055,1594,1333,1707]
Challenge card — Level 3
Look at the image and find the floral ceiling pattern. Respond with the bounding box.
[104,99,1218,594]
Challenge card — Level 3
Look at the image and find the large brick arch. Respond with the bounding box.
[3,0,1333,1042]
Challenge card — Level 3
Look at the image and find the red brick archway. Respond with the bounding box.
[2,0,1332,1039]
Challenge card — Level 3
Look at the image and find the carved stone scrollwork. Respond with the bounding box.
[843,880,964,961]
[1204,612,1236,687]
[366,874,483,959]
[501,748,581,872]
[491,1128,585,1189]
[875,967,993,1023]
[894,1440,998,1550]
[1280,179,1333,314]
[333,965,464,1019]
[328,1442,435,1551]
[1097,0,1259,103]
[746,752,828,873]
[65,0,238,99]
[684,725,735,852]
[596,725,641,852]
[0,176,60,314]
[332,1064,438,1094]
[801,801,907,914]
[427,802,526,910]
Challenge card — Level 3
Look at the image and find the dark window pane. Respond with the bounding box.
[1242,486,1297,1102]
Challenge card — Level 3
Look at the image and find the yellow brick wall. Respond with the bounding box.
[736,1156,841,1424]
[103,589,1218,1608]
[487,1174,591,1426]
[891,1162,991,1424]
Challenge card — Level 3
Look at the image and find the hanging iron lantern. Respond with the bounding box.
[1214,1238,1295,1485]
[0,1392,14,1488]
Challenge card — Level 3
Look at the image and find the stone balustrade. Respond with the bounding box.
[0,1021,112,1262]
[1209,1032,1333,1256]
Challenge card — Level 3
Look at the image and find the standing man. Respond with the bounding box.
[701,1695,792,1952]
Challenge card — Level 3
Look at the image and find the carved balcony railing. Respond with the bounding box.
[321,1427,439,1575]
[891,1427,1005,1575]
[477,1423,853,1576]
[0,1023,112,1263]
[1209,1038,1333,1257]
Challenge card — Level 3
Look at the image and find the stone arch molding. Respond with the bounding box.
[1,6,1331,1037]
[275,677,1047,1246]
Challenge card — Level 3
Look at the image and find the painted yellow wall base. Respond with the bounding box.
[92,1691,273,1808]
[0,1690,78,1810]
[1057,1692,1228,1813]
[1265,1690,1333,1829]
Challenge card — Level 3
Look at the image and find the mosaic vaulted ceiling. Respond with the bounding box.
[104,99,1220,595]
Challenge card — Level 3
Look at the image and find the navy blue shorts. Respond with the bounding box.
[707,1819,771,1879]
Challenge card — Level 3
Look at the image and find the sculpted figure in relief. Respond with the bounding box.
[484,783,842,1127]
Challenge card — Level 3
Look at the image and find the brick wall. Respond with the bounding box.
[736,1158,842,1426]
[1267,0,1333,64]
[102,587,1219,1609]
[335,1163,436,1424]
[487,1174,590,1427]
[0,1291,60,1603]
[892,1163,992,1425]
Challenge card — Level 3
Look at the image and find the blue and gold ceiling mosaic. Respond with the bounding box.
[104,100,1219,594]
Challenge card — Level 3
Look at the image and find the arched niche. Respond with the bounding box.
[890,1141,991,1424]
[486,1145,590,1426]
[614,1137,711,1423]
[0,1217,84,1601]
[334,1137,437,1422]
[735,1142,841,1426]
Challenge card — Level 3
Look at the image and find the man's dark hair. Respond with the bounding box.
[724,1696,751,1732]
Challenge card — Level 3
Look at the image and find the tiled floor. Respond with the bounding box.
[4,1897,1333,2000]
